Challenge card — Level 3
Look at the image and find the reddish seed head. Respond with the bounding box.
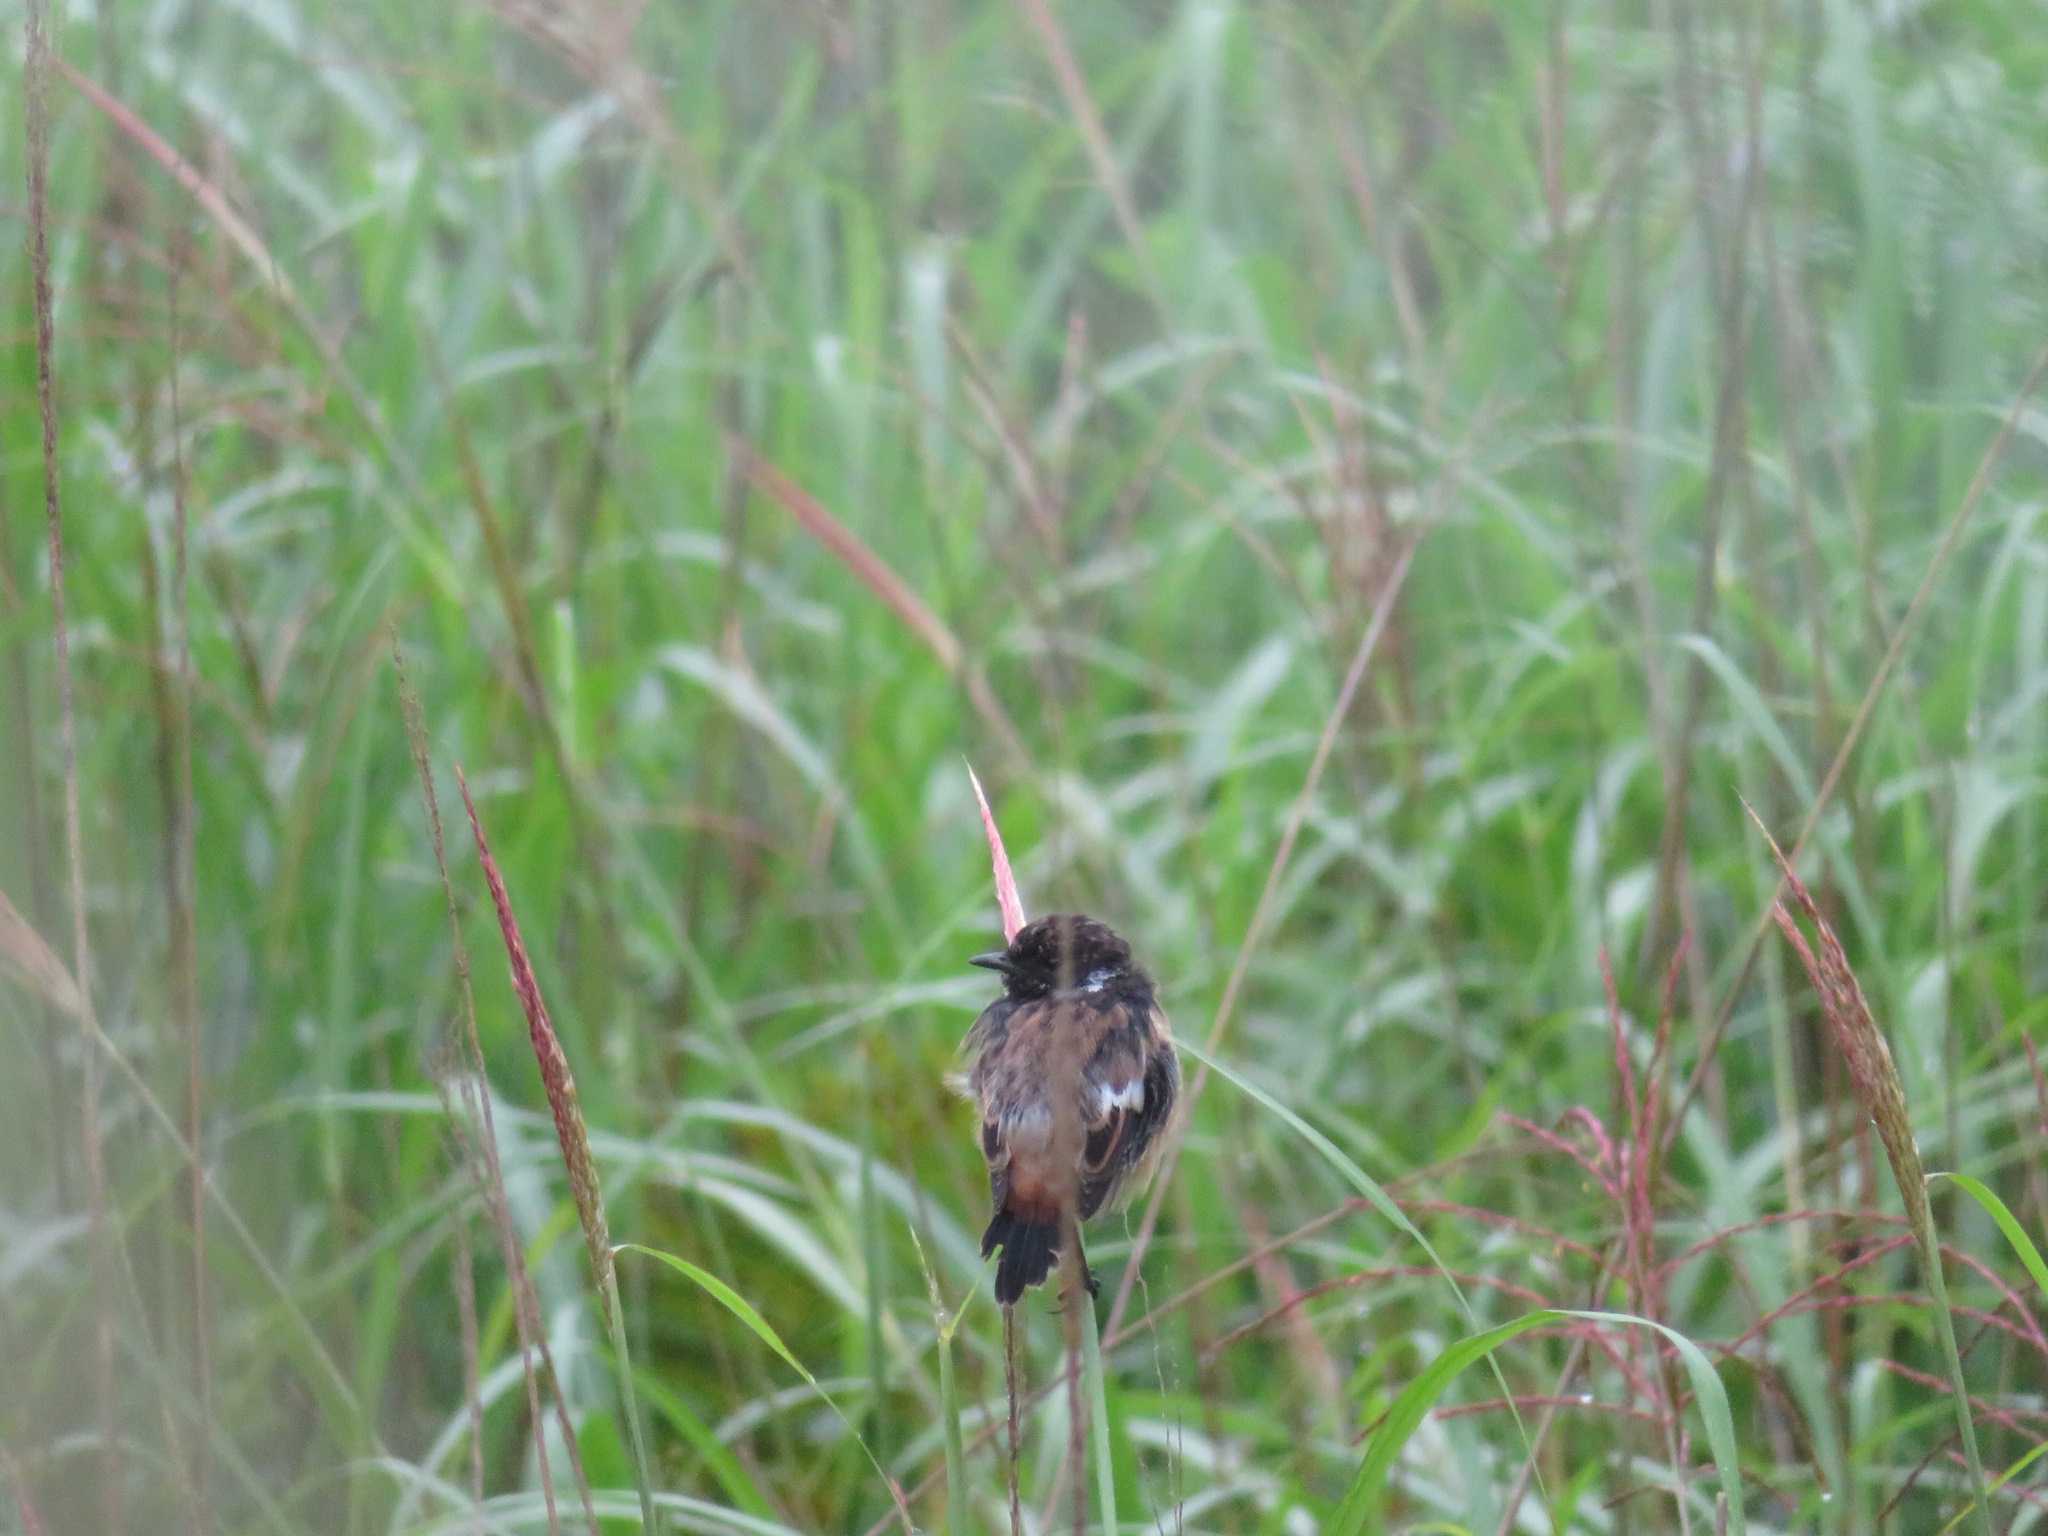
[967,760,1026,943]
[458,768,616,1322]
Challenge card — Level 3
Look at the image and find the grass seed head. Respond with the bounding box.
[457,769,616,1321]
[1747,804,1926,1233]
[967,760,1026,942]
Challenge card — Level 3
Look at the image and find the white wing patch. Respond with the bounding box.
[1095,1078,1145,1115]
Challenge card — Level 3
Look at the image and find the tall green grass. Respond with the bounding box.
[4,2,2048,1533]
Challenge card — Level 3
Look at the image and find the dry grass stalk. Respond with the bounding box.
[56,48,437,528]
[1676,340,2048,1142]
[1060,1246,1087,1536]
[53,55,297,306]
[2023,1034,2048,1231]
[1002,1307,1023,1536]
[165,228,209,1526]
[1010,0,1159,301]
[0,498,68,1209]
[428,1072,489,1536]
[732,437,1028,761]
[0,885,84,1018]
[452,1206,485,1532]
[1235,1195,1342,1415]
[734,439,961,670]
[1105,537,1418,1339]
[974,767,1031,1533]
[25,2,118,1523]
[423,339,577,799]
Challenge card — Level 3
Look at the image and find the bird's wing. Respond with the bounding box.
[960,995,1016,1076]
[1078,1003,1179,1218]
[966,995,1039,1206]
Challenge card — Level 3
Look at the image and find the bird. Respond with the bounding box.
[959,913,1179,1305]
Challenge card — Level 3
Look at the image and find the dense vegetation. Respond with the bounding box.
[5,1,2048,1531]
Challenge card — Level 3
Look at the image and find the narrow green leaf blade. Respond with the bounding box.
[617,1242,911,1529]
[1565,1310,1745,1536]
[1930,1171,2048,1304]
[1329,1308,1746,1536]
[1330,1311,1555,1533]
[617,1241,818,1386]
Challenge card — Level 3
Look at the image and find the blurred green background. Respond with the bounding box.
[5,0,2048,1531]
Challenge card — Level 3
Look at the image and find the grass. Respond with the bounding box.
[5,1,2048,1532]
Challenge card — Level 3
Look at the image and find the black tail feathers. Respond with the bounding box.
[983,1210,1059,1304]
[982,1210,1096,1304]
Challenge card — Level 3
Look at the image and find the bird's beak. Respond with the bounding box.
[969,951,1014,974]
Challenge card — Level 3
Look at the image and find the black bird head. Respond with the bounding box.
[970,913,1139,1001]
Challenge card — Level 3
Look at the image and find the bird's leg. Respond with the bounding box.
[1048,1216,1099,1303]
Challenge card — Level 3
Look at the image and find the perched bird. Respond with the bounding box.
[960,914,1179,1305]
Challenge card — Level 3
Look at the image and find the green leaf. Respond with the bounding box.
[1175,1040,1462,1307]
[1939,1437,2048,1536]
[1929,1171,2048,1303]
[616,1242,908,1526]
[1566,1310,1746,1536]
[1080,1302,1118,1536]
[1331,1311,1553,1533]
[1181,1039,1559,1515]
[1329,1308,1745,1536]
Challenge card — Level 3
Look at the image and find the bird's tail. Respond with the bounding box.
[982,1208,1061,1305]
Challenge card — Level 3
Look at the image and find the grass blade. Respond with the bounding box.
[1331,1311,1552,1532]
[1177,1037,1547,1513]
[1078,1302,1117,1536]
[1176,1039,1466,1315]
[602,1270,663,1535]
[906,1226,970,1536]
[1331,1308,1744,1535]
[616,1242,911,1532]
[1929,1172,2048,1304]
[1938,1439,2048,1536]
